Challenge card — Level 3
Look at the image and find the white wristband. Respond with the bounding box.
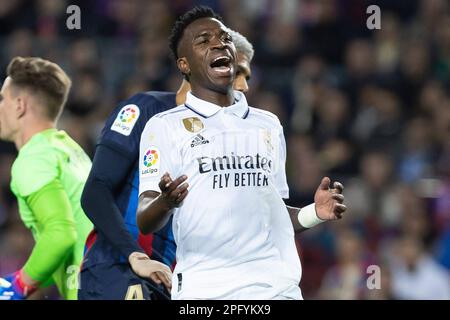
[297,203,324,228]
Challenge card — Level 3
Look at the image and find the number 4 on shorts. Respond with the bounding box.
[125,284,144,300]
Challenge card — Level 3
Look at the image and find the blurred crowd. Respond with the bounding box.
[0,0,449,299]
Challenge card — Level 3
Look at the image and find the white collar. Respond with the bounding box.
[185,90,250,119]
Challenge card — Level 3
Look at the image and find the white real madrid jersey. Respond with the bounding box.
[139,91,302,300]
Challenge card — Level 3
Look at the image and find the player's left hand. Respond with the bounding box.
[314,177,346,220]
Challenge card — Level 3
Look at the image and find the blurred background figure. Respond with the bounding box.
[0,0,449,299]
[318,229,372,300]
[389,235,450,299]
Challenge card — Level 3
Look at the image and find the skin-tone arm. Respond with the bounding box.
[138,174,345,236]
[132,172,190,291]
[137,173,189,235]
[287,177,346,233]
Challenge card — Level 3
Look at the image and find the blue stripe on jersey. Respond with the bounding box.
[162,215,176,265]
[155,107,187,118]
[125,167,177,267]
[151,217,176,266]
[124,169,140,240]
[243,108,250,119]
[184,103,208,118]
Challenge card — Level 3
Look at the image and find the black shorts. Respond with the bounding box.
[78,263,171,300]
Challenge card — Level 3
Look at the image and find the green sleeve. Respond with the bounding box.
[11,146,58,197]
[22,179,78,283]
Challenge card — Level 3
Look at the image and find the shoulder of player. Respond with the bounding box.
[129,91,174,104]
[142,105,195,139]
[104,91,178,138]
[12,140,56,175]
[152,104,190,120]
[19,133,54,156]
[247,107,282,127]
[117,91,176,115]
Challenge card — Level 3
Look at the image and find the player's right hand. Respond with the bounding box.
[158,172,189,209]
[128,252,172,291]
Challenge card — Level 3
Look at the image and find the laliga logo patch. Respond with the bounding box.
[142,147,160,176]
[182,117,204,133]
[111,104,140,136]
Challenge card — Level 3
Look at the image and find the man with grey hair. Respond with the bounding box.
[228,29,254,93]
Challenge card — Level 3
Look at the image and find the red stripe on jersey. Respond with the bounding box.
[138,232,153,257]
[171,259,177,271]
[85,229,98,252]
[80,229,98,271]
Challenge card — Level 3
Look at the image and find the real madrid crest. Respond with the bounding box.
[182,117,204,133]
[262,129,274,153]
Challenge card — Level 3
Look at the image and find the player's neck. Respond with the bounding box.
[191,87,234,107]
[176,79,191,106]
[15,120,56,150]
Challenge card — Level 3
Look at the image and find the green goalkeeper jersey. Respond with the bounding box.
[10,128,92,299]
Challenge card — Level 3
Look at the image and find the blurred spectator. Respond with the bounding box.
[318,229,372,300]
[0,222,33,275]
[374,13,401,74]
[344,151,400,226]
[365,264,398,300]
[251,89,287,124]
[290,54,328,133]
[398,116,436,183]
[389,235,450,299]
[287,134,324,207]
[352,86,403,153]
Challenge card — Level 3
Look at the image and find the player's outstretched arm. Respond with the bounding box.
[1,179,78,300]
[287,177,347,233]
[137,173,188,234]
[81,144,144,258]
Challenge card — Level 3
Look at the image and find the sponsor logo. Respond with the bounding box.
[182,117,204,133]
[142,147,159,176]
[111,104,140,136]
[196,153,273,190]
[197,153,272,174]
[190,134,210,148]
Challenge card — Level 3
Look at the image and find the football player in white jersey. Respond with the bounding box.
[137,6,346,300]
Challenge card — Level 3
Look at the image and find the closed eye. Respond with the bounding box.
[221,32,232,43]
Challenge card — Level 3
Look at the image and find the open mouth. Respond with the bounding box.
[209,55,232,75]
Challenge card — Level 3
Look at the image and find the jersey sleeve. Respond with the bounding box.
[273,125,290,199]
[11,147,58,198]
[22,179,78,283]
[139,116,180,195]
[98,97,154,160]
[80,144,144,258]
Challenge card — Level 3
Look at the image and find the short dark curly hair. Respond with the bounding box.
[169,6,223,60]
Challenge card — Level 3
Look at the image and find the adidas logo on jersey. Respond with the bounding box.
[190,134,209,148]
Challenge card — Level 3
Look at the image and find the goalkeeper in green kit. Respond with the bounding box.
[0,57,92,300]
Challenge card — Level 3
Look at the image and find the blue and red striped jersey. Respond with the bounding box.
[83,91,177,269]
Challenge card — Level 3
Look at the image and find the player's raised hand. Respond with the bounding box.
[158,172,189,208]
[128,252,172,291]
[314,177,347,220]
